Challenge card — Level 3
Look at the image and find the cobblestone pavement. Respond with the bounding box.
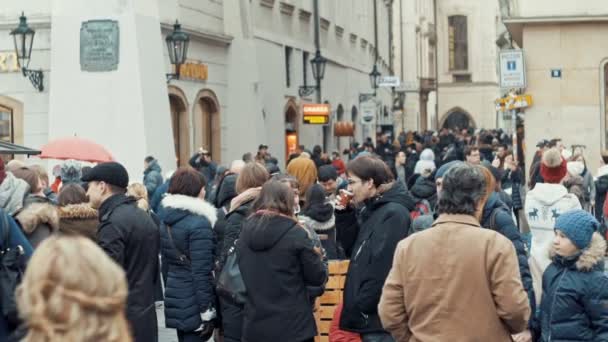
[157,303,178,342]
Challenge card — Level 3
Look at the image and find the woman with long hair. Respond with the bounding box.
[218,162,269,342]
[126,183,150,211]
[16,235,130,342]
[237,180,327,342]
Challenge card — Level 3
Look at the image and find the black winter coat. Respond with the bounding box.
[502,167,524,210]
[410,176,437,211]
[300,201,339,259]
[96,194,160,342]
[158,194,216,332]
[538,233,608,342]
[595,173,608,221]
[481,193,536,332]
[217,200,253,271]
[339,182,413,334]
[212,174,237,262]
[237,213,327,342]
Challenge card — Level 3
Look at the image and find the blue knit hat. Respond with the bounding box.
[435,160,463,180]
[554,210,599,250]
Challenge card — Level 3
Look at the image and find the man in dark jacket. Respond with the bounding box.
[143,156,163,200]
[481,192,536,341]
[189,148,217,192]
[595,152,608,222]
[83,162,160,342]
[335,156,413,341]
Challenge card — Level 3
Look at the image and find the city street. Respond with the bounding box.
[156,304,177,342]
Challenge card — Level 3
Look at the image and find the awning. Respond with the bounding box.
[0,141,41,156]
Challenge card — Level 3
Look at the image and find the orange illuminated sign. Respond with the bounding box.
[302,103,330,125]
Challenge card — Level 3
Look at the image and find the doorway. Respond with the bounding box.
[168,86,190,167]
[194,89,221,163]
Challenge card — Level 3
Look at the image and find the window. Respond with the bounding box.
[448,15,468,71]
[285,46,293,88]
[303,51,309,86]
[0,106,13,143]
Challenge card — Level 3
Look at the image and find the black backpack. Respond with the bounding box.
[0,212,26,327]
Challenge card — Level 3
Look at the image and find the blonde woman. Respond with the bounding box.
[16,235,131,342]
[126,183,149,211]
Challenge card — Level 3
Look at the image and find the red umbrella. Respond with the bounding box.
[38,137,115,163]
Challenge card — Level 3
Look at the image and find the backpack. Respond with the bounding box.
[410,199,432,222]
[0,213,26,327]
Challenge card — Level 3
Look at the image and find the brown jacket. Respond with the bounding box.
[378,214,530,342]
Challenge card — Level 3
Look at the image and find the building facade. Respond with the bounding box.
[0,0,392,177]
[393,0,503,131]
[502,0,608,174]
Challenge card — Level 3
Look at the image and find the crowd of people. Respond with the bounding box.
[0,126,607,341]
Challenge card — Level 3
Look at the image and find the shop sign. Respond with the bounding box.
[179,62,208,81]
[495,94,533,111]
[302,103,330,125]
[0,52,20,72]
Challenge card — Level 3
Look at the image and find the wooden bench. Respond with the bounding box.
[314,260,350,342]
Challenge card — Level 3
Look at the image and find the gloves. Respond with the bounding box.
[195,307,217,332]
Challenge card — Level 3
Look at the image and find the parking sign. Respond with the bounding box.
[499,50,526,89]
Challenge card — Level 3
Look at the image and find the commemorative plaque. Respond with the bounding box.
[80,20,119,72]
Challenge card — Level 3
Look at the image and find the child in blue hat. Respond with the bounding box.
[536,210,608,341]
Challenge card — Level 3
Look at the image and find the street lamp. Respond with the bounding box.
[10,13,43,92]
[369,64,381,95]
[299,49,327,97]
[165,20,190,82]
[310,49,327,82]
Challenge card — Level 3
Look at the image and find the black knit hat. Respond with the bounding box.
[81,162,129,188]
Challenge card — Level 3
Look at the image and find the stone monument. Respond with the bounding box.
[48,0,175,178]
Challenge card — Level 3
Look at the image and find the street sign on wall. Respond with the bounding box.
[499,49,526,89]
[378,76,401,87]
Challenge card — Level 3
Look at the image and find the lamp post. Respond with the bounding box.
[369,64,381,96]
[10,13,43,92]
[165,21,190,83]
[299,0,326,101]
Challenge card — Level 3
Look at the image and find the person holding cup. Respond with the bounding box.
[334,155,415,342]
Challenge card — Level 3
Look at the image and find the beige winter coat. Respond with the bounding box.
[378,214,531,342]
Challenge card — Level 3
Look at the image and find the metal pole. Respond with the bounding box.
[374,0,378,64]
[314,0,321,104]
[512,108,518,163]
[433,0,439,130]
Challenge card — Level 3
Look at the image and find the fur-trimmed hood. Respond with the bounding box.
[299,214,335,232]
[15,202,60,234]
[58,203,98,220]
[549,232,606,272]
[161,194,217,227]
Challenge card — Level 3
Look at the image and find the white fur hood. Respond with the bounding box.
[161,194,217,227]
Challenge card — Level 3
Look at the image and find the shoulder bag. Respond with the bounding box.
[0,212,25,326]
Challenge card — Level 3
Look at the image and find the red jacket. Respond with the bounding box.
[329,304,361,342]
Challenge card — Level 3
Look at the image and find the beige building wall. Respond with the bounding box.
[436,0,501,129]
[394,0,502,132]
[519,23,607,175]
[503,0,608,176]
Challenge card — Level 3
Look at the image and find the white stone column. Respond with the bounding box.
[48,0,175,180]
